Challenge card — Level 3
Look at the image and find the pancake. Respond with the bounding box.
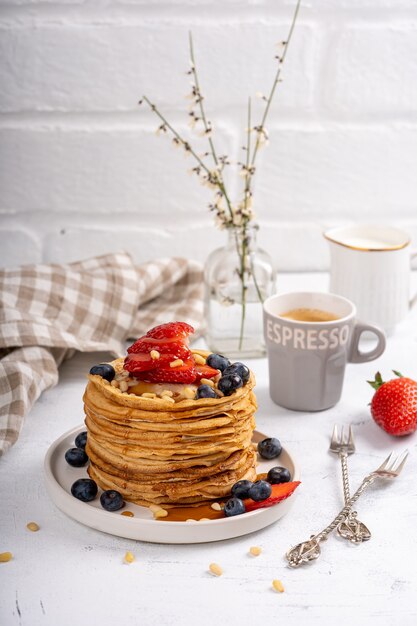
[84,350,258,508]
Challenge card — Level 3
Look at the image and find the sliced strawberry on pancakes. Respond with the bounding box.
[124,352,155,373]
[146,321,194,340]
[124,352,173,373]
[125,322,196,377]
[194,363,219,382]
[134,357,197,384]
[127,322,194,356]
[127,338,190,360]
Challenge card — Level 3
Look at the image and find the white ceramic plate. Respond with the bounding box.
[44,425,300,544]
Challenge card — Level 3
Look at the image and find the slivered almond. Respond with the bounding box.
[272,579,284,593]
[183,387,195,399]
[119,380,128,392]
[249,546,262,557]
[111,380,119,388]
[150,350,160,360]
[141,392,156,399]
[211,502,222,511]
[149,504,168,519]
[209,563,223,577]
[161,396,176,404]
[169,359,184,368]
[200,378,215,387]
[161,389,173,397]
[124,551,135,563]
[193,353,206,365]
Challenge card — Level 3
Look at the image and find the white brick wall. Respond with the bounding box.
[1,0,417,270]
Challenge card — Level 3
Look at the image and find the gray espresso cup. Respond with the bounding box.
[263,291,386,411]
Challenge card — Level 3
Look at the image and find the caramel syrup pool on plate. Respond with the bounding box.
[161,503,224,522]
[158,473,268,522]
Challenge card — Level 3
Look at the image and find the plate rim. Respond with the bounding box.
[44,424,300,540]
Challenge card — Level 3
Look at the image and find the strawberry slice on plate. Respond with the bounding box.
[243,481,300,513]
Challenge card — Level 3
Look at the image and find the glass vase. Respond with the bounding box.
[204,224,276,358]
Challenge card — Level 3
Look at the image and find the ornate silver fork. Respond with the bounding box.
[286,449,409,568]
[329,424,371,544]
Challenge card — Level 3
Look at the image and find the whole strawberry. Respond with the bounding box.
[368,371,417,436]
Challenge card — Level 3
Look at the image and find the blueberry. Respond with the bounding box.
[267,466,291,484]
[224,497,246,517]
[218,373,243,396]
[71,478,98,502]
[75,431,87,450]
[231,480,254,499]
[248,480,272,502]
[258,437,282,460]
[89,363,115,382]
[196,384,217,399]
[100,489,125,512]
[65,447,88,467]
[223,362,250,384]
[206,353,231,372]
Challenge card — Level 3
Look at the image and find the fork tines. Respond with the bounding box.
[378,450,409,475]
[330,424,355,452]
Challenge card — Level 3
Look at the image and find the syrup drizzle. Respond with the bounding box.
[158,474,268,522]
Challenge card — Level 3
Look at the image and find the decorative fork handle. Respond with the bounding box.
[339,451,352,502]
[337,452,371,544]
[286,475,376,567]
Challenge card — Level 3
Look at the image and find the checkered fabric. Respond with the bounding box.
[0,253,204,456]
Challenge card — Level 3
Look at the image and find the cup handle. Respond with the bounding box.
[349,322,386,364]
[410,250,417,309]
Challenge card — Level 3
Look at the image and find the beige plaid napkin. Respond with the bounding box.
[0,252,204,456]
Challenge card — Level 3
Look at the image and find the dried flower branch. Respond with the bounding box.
[139,0,301,350]
[250,0,301,169]
[189,32,218,167]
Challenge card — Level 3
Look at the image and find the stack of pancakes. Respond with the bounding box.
[84,354,257,507]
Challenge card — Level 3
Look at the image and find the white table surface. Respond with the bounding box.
[1,273,417,626]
